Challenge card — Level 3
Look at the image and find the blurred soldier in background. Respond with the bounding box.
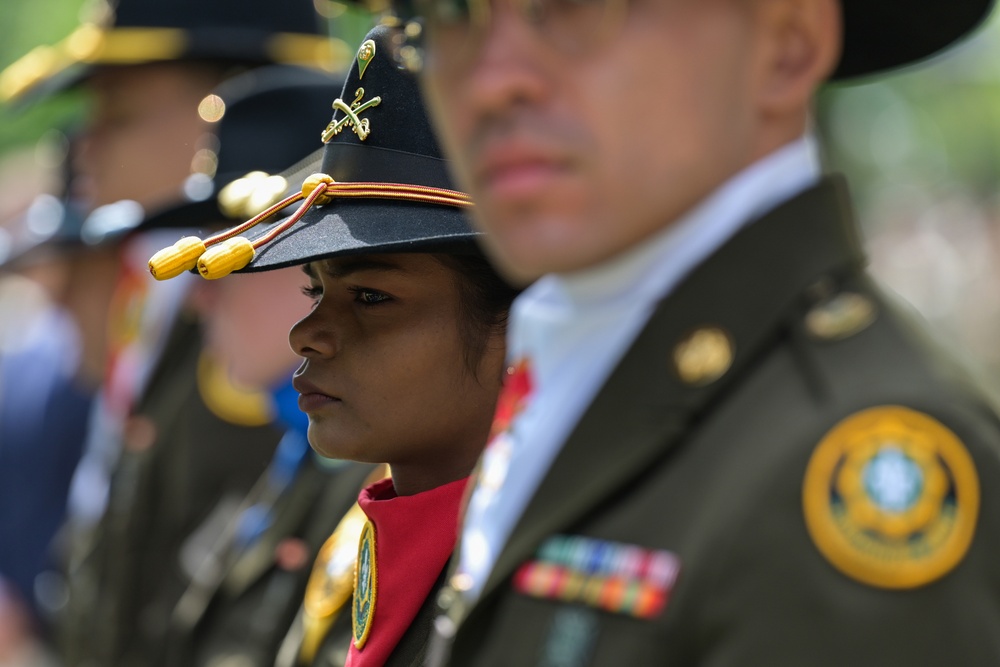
[0,155,95,667]
[138,66,373,667]
[0,0,349,665]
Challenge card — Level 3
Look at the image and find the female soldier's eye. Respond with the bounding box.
[301,285,323,305]
[350,287,392,306]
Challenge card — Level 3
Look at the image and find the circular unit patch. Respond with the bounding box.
[803,406,979,589]
[305,503,368,619]
[352,520,378,649]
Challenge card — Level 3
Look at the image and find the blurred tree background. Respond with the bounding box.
[816,17,1000,378]
[0,0,89,157]
[0,0,372,226]
[0,0,373,155]
[1,1,999,376]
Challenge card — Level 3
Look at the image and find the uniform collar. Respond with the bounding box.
[349,476,469,667]
[529,134,822,312]
[471,175,866,616]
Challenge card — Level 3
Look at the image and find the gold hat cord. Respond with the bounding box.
[148,174,474,281]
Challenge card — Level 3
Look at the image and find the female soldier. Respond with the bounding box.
[150,25,518,667]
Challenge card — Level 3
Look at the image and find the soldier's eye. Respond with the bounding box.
[349,287,392,306]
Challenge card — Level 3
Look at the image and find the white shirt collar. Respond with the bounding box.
[526,134,823,314]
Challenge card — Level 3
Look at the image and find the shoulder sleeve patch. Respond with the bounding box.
[802,406,979,589]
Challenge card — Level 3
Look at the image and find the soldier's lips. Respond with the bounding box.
[293,377,341,413]
[298,393,340,413]
[474,142,569,202]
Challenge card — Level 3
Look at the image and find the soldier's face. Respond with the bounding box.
[290,253,504,493]
[75,64,218,211]
[418,0,781,282]
[192,266,312,390]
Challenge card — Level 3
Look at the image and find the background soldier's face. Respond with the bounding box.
[191,266,313,390]
[75,63,219,211]
[418,0,827,282]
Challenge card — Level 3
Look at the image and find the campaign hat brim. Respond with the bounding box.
[0,196,89,271]
[138,143,327,234]
[138,147,323,234]
[240,199,481,272]
[833,0,995,79]
[349,0,995,80]
[1,26,346,105]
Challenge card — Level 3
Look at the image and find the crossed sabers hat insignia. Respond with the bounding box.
[322,38,381,143]
[322,87,382,143]
[147,35,473,282]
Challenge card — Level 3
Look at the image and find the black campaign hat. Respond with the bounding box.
[148,25,478,281]
[346,0,995,80]
[834,0,995,79]
[244,24,477,273]
[0,195,88,272]
[137,66,343,234]
[0,134,93,272]
[0,0,348,105]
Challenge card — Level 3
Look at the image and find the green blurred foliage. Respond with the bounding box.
[321,0,378,48]
[0,0,90,156]
[817,15,1000,375]
[819,15,1000,219]
[0,0,374,160]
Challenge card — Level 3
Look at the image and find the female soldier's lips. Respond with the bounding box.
[292,377,340,413]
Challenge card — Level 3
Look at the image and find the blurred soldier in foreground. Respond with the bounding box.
[344,1,1000,664]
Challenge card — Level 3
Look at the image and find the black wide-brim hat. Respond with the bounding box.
[835,0,995,79]
[348,0,995,80]
[147,25,478,281]
[238,23,479,273]
[138,66,343,235]
[0,0,347,105]
[0,195,88,272]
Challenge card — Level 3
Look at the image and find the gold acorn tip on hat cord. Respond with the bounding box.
[147,174,474,281]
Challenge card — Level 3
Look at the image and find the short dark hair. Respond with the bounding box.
[434,251,521,375]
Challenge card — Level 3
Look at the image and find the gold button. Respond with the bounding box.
[673,327,734,386]
[805,292,877,341]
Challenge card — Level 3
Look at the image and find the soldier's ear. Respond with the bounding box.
[752,0,842,118]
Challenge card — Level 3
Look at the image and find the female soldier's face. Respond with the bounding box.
[290,253,505,494]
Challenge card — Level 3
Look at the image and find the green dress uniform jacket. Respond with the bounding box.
[61,312,283,667]
[430,176,1000,666]
[164,459,375,667]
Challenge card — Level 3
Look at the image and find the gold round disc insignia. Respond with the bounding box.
[803,406,979,589]
[352,520,378,649]
[673,326,734,386]
[304,503,368,619]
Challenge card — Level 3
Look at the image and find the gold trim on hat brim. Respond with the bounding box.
[1,25,347,104]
